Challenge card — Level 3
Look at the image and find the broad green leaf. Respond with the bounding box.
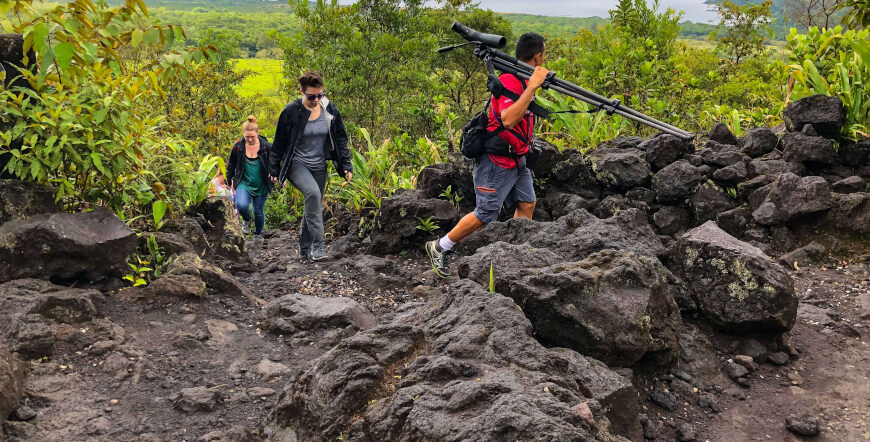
[31,22,49,53]
[152,200,168,226]
[54,42,74,71]
[143,28,159,45]
[163,27,175,47]
[131,29,143,47]
[853,40,870,68]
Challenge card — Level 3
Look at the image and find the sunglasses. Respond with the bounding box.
[304,93,325,100]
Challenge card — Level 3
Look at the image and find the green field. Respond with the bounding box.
[234,58,285,99]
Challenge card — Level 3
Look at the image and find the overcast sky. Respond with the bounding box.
[467,0,719,23]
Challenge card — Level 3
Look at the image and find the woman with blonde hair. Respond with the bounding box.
[226,115,272,236]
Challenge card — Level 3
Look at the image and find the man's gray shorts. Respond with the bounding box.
[472,154,535,224]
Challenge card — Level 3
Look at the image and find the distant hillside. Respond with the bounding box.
[114,0,791,42]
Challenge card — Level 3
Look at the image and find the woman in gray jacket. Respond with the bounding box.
[269,71,353,261]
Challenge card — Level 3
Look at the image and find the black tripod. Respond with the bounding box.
[439,21,695,141]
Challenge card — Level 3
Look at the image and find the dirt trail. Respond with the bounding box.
[702,264,870,442]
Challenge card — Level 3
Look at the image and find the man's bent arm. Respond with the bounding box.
[501,66,549,129]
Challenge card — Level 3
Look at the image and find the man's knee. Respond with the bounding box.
[473,208,498,224]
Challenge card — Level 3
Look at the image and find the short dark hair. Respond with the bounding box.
[298,71,324,90]
[515,32,545,62]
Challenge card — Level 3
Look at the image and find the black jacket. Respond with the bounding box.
[269,98,352,184]
[226,135,273,193]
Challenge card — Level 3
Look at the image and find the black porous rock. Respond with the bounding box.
[460,208,665,260]
[416,159,474,203]
[650,388,678,411]
[716,207,751,238]
[778,241,827,267]
[752,173,832,226]
[193,197,252,271]
[747,158,806,178]
[641,134,694,170]
[550,152,602,200]
[543,192,597,220]
[840,138,870,168]
[369,189,458,255]
[739,127,778,158]
[690,181,737,223]
[666,221,797,333]
[264,280,643,441]
[266,293,377,335]
[781,132,836,166]
[785,413,821,436]
[463,247,681,368]
[589,148,653,189]
[709,123,738,145]
[653,160,708,204]
[0,346,26,423]
[782,95,845,138]
[654,206,692,236]
[0,179,58,225]
[0,208,136,283]
[595,194,650,219]
[822,192,870,236]
[161,217,209,255]
[832,176,866,193]
[712,161,748,185]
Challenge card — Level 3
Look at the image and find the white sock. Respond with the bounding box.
[439,235,456,251]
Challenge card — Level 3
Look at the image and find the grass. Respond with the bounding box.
[233,58,285,99]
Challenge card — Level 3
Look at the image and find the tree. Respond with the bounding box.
[840,0,870,27]
[1,0,222,220]
[712,1,775,66]
[783,0,845,29]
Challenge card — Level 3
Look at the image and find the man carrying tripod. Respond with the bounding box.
[426,32,549,278]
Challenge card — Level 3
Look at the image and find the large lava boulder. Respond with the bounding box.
[0,208,136,283]
[0,179,58,225]
[263,281,642,441]
[464,247,681,368]
[0,346,26,424]
[752,173,832,225]
[458,208,665,260]
[653,160,708,204]
[667,222,797,333]
[192,197,251,270]
[690,180,737,223]
[823,192,870,236]
[781,132,836,165]
[781,95,845,138]
[416,158,474,204]
[369,189,458,255]
[708,123,738,145]
[266,293,377,335]
[550,151,602,199]
[641,134,694,170]
[739,127,778,158]
[0,279,104,358]
[588,148,652,189]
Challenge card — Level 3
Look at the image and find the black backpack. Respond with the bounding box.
[460,100,530,161]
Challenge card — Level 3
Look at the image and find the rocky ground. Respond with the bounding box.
[2,229,868,441]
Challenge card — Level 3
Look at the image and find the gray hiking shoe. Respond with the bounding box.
[311,248,328,261]
[241,220,252,235]
[425,239,452,278]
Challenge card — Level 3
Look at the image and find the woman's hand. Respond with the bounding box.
[345,171,352,182]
